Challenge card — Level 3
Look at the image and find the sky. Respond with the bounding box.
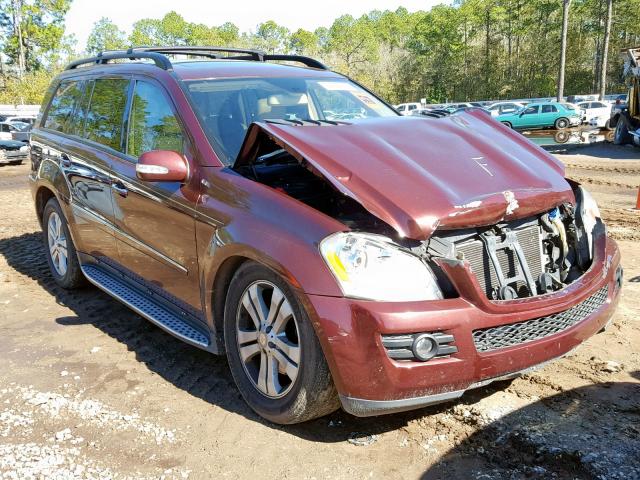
[65,0,442,52]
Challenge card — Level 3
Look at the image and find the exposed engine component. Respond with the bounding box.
[427,200,596,300]
[233,146,395,235]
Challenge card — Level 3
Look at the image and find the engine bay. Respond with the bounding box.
[233,147,395,235]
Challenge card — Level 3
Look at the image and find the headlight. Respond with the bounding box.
[319,232,443,302]
[577,186,600,257]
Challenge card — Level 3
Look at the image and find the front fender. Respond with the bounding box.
[195,167,350,336]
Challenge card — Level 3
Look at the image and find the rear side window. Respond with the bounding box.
[67,81,93,137]
[85,78,130,151]
[44,81,84,133]
[126,80,184,158]
[541,105,557,113]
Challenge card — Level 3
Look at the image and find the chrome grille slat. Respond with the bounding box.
[472,285,609,352]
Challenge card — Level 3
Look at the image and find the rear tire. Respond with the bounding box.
[224,261,339,424]
[555,117,569,129]
[501,121,512,128]
[42,198,86,289]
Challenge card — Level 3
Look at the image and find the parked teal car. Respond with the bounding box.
[496,102,582,130]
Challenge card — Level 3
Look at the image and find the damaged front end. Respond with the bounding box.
[233,114,604,301]
[426,186,600,300]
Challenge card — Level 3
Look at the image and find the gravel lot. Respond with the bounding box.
[0,143,639,479]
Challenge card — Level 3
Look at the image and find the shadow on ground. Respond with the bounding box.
[422,375,640,479]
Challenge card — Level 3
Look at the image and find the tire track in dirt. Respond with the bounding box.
[564,163,640,175]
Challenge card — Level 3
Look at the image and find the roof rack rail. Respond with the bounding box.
[65,50,172,70]
[64,46,329,72]
[263,54,327,70]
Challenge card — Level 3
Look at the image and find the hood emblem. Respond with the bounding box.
[503,190,519,215]
[471,156,493,177]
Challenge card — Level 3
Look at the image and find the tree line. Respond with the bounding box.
[1,0,639,105]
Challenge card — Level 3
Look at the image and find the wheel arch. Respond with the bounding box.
[211,254,251,349]
[35,186,57,228]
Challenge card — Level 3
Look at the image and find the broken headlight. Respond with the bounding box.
[576,186,600,258]
[320,232,443,302]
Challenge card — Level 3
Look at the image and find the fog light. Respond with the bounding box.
[412,334,439,361]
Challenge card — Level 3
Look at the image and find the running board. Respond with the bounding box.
[81,265,213,352]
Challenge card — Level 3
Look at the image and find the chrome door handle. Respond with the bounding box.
[111,182,128,197]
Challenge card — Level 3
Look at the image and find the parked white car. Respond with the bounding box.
[3,115,36,126]
[486,101,526,116]
[0,122,21,141]
[577,101,613,128]
[394,102,422,115]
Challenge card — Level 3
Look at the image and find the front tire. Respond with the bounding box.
[501,121,512,128]
[555,117,569,129]
[224,262,339,424]
[43,198,85,289]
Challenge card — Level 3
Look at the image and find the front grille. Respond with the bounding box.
[472,285,609,352]
[456,225,542,298]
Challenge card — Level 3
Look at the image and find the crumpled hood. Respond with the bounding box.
[236,111,574,240]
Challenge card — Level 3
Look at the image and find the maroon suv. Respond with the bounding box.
[29,47,622,424]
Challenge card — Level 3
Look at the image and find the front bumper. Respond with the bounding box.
[306,232,622,417]
[0,149,29,164]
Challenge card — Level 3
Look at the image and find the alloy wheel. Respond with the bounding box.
[47,211,68,277]
[236,281,301,398]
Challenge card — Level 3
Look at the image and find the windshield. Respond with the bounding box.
[185,77,397,164]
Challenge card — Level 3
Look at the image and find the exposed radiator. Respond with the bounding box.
[455,224,543,298]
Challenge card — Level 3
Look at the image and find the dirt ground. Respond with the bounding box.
[0,143,639,480]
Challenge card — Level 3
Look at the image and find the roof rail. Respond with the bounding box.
[133,46,265,62]
[65,50,173,70]
[263,54,327,70]
[65,46,329,72]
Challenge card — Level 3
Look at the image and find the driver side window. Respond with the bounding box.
[523,106,539,115]
[127,80,184,158]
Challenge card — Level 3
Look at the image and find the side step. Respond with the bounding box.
[81,265,213,352]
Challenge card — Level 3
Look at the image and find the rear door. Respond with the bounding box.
[540,104,559,126]
[108,77,203,316]
[34,78,120,262]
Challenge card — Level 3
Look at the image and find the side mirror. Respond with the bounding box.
[136,150,189,183]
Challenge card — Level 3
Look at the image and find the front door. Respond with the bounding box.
[109,78,203,317]
[519,105,540,127]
